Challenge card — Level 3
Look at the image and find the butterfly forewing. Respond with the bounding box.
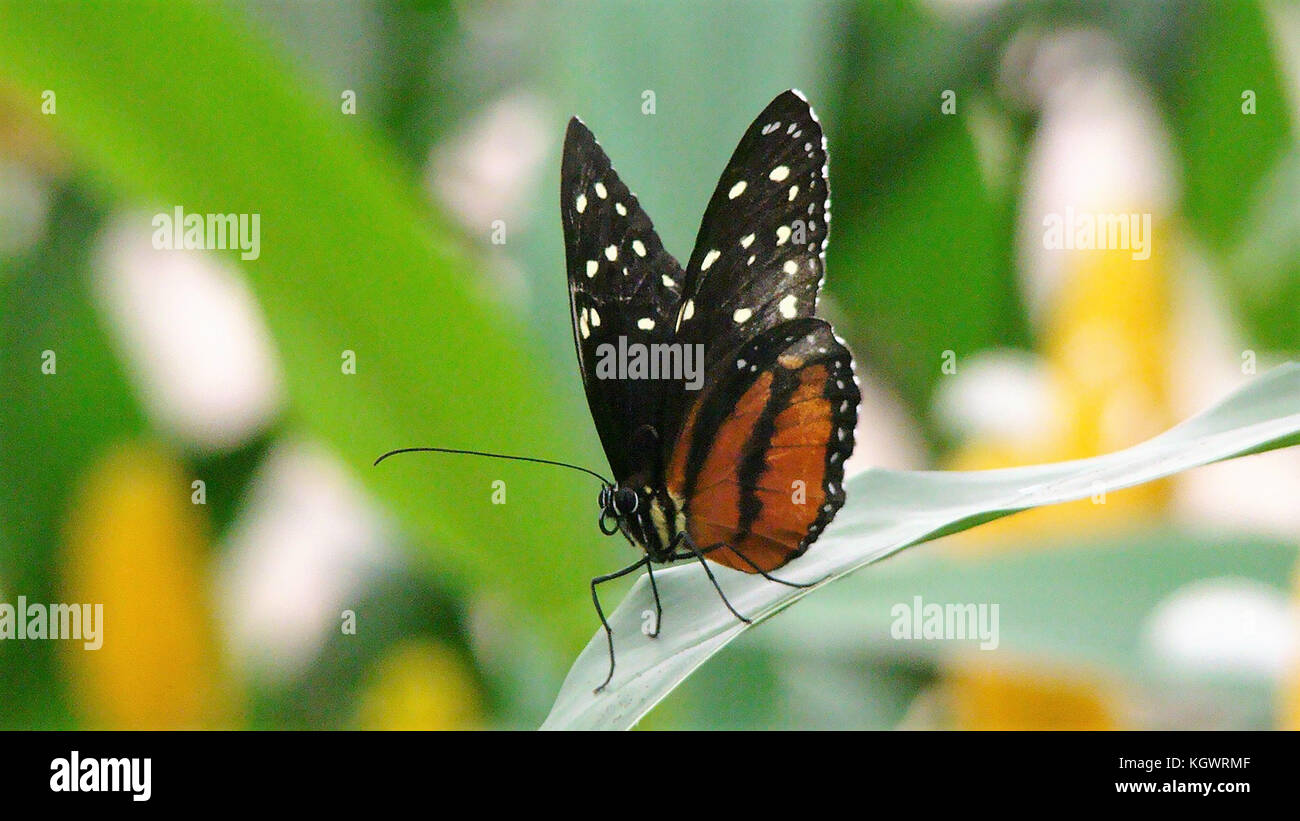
[674,90,831,373]
[562,117,687,481]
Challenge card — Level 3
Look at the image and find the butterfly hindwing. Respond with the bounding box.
[665,318,858,573]
[562,117,687,481]
[673,90,830,374]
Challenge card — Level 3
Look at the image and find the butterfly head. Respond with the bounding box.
[597,484,640,535]
[597,480,686,564]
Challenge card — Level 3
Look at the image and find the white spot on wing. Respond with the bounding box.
[728,180,747,199]
[740,233,754,249]
[615,202,627,216]
[700,249,721,271]
[788,185,799,201]
[590,307,600,327]
[586,260,598,278]
[782,261,798,275]
[594,182,607,199]
[661,274,676,288]
[779,294,798,318]
[769,165,790,182]
[674,298,695,332]
[632,240,646,257]
[575,194,587,213]
[637,317,655,330]
[776,225,791,245]
[605,244,618,261]
[732,307,752,324]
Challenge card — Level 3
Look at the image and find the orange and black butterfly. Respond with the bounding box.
[563,90,860,689]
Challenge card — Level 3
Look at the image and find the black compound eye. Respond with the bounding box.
[613,487,638,515]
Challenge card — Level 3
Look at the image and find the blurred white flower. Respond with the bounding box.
[94,215,284,452]
[1012,29,1177,321]
[1144,577,1298,678]
[932,348,1060,446]
[216,439,398,682]
[427,91,552,233]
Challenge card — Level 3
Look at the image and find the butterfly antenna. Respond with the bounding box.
[373,446,612,486]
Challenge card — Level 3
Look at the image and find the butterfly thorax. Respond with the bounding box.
[601,480,687,563]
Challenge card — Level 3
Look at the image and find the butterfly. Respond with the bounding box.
[563,89,860,691]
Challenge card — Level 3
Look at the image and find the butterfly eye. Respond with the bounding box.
[599,485,611,510]
[613,487,638,515]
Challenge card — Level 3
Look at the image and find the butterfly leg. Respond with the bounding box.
[670,539,821,589]
[719,548,822,589]
[671,531,752,626]
[644,560,663,639]
[590,556,650,693]
[667,540,723,562]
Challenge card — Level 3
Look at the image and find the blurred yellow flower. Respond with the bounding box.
[947,235,1174,546]
[1281,561,1300,731]
[357,639,480,730]
[61,441,229,728]
[1045,243,1174,460]
[942,655,1124,730]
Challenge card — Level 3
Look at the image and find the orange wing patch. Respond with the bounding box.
[680,372,772,553]
[663,318,858,576]
[681,364,836,573]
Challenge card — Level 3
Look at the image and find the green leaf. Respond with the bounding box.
[542,363,1300,729]
[1158,0,1292,254]
[769,529,1297,673]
